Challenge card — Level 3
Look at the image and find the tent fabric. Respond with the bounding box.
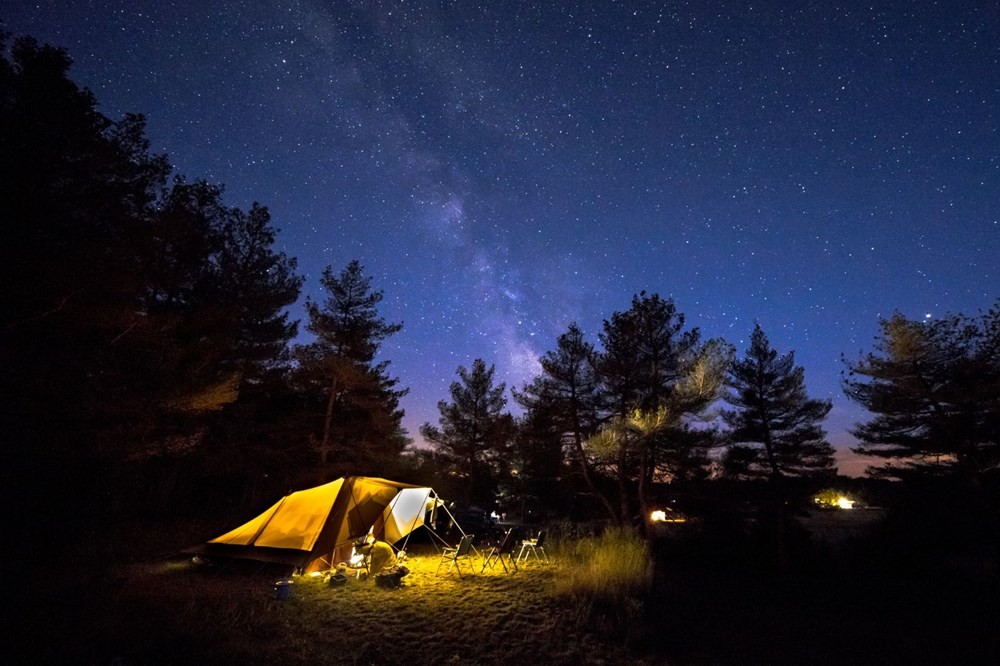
[380,487,441,544]
[200,476,432,572]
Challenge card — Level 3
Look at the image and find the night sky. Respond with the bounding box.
[4,1,998,475]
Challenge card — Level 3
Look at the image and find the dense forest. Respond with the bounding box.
[2,30,998,578]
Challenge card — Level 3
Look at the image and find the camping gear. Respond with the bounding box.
[375,564,410,589]
[516,530,549,564]
[436,534,476,577]
[190,476,461,573]
[274,579,294,600]
[481,527,519,574]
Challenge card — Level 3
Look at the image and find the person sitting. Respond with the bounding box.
[353,536,397,576]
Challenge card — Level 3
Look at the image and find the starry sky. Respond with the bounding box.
[4,1,998,475]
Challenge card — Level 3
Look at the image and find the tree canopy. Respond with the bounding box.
[844,308,1000,481]
[421,358,516,506]
[0,33,303,528]
[723,324,835,481]
[517,295,730,526]
[293,261,408,478]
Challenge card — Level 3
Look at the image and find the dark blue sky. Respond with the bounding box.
[5,1,998,475]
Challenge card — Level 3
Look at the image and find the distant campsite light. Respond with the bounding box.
[813,488,859,510]
[836,496,855,510]
[650,508,686,523]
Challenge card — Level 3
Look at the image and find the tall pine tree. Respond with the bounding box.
[293,260,407,478]
[592,293,725,525]
[844,307,1000,552]
[723,324,833,570]
[0,32,304,528]
[723,324,835,480]
[514,323,617,521]
[421,359,515,507]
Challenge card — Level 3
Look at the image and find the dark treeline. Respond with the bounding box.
[3,31,998,576]
[0,33,408,555]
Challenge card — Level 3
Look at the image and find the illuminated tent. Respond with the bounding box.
[194,476,446,573]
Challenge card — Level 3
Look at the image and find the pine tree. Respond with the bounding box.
[1,36,171,459]
[214,202,302,382]
[844,308,1000,481]
[0,32,305,525]
[844,307,1000,551]
[592,293,725,525]
[293,261,407,476]
[723,324,834,570]
[514,323,618,521]
[421,359,515,507]
[723,324,835,480]
[598,292,700,414]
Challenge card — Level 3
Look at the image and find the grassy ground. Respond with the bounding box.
[6,525,999,665]
[6,539,650,665]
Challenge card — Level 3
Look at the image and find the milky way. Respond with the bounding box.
[5,1,997,474]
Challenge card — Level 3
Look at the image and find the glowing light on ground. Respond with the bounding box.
[836,497,855,510]
[650,509,686,523]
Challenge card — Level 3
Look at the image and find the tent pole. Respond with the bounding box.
[438,500,467,538]
[435,498,483,557]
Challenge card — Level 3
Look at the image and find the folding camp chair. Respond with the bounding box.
[480,527,518,574]
[516,529,549,564]
[436,534,476,577]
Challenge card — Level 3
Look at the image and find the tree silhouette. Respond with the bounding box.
[723,324,835,480]
[421,359,515,507]
[293,260,407,476]
[589,339,730,528]
[515,323,617,521]
[844,307,1000,482]
[593,293,727,525]
[722,324,835,569]
[0,31,304,526]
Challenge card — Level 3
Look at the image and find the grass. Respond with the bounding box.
[549,527,653,647]
[6,536,653,665]
[552,527,652,598]
[6,524,999,664]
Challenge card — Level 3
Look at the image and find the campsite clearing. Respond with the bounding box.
[11,547,648,665]
[8,527,1000,664]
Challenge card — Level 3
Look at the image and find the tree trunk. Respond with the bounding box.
[319,374,339,464]
[767,476,790,573]
[570,430,619,524]
[637,445,651,537]
[618,446,631,525]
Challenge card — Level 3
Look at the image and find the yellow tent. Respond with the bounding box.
[199,476,439,573]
